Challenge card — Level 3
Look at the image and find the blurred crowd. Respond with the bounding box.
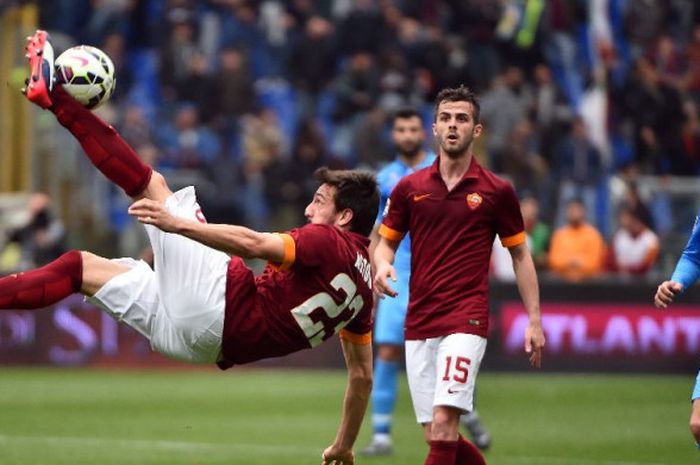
[5,0,700,280]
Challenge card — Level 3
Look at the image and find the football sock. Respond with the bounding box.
[49,86,152,197]
[424,440,458,465]
[0,250,82,309]
[371,358,400,435]
[456,434,487,465]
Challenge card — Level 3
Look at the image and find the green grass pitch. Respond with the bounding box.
[0,368,694,464]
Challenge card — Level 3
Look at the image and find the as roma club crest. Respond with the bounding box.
[466,192,482,210]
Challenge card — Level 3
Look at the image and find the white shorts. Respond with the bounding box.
[87,187,231,364]
[405,333,487,424]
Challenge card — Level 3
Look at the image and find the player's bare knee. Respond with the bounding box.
[690,414,700,442]
[430,407,460,441]
[139,170,173,203]
[80,251,98,270]
[79,251,129,297]
[690,400,700,442]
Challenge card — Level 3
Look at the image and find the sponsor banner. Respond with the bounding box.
[501,302,700,357]
[3,286,700,371]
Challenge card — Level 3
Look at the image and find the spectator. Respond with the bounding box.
[620,181,655,231]
[680,100,700,176]
[541,0,587,109]
[553,117,603,228]
[238,108,285,230]
[120,104,155,151]
[158,103,222,169]
[331,51,381,159]
[461,0,502,92]
[501,119,547,198]
[647,33,684,87]
[521,195,550,268]
[100,32,133,103]
[266,117,332,227]
[177,51,218,123]
[215,47,256,117]
[619,57,686,175]
[548,199,606,281]
[333,52,381,122]
[218,1,271,78]
[623,0,667,58]
[353,108,392,169]
[682,25,700,108]
[240,108,284,172]
[336,0,385,56]
[480,67,531,171]
[4,193,67,271]
[609,206,660,275]
[377,47,417,113]
[160,12,199,102]
[287,16,337,116]
[531,63,572,164]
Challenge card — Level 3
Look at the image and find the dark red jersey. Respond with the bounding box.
[379,157,525,340]
[218,223,373,368]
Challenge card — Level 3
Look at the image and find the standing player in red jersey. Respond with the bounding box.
[373,86,546,465]
[3,31,378,465]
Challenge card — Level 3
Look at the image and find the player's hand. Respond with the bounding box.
[128,198,180,233]
[321,444,354,465]
[654,281,683,308]
[373,261,398,299]
[524,320,545,368]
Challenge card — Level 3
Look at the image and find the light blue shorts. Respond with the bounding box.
[373,280,409,345]
[692,370,700,401]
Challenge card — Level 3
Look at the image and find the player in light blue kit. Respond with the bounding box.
[655,213,700,452]
[361,109,491,456]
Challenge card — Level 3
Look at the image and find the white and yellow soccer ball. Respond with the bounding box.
[55,45,116,109]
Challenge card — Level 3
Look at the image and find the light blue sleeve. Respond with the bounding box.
[374,167,391,226]
[670,214,700,291]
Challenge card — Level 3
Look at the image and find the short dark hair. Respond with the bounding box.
[314,167,379,237]
[434,85,481,123]
[392,107,421,124]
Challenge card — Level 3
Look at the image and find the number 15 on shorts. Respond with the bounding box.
[443,356,471,384]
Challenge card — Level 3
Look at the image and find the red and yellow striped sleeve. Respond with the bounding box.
[269,233,296,271]
[378,224,405,242]
[339,329,372,345]
[500,231,526,248]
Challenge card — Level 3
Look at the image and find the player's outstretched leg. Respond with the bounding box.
[0,250,128,310]
[690,398,700,453]
[0,250,160,350]
[23,30,159,200]
[361,345,401,456]
[0,250,82,309]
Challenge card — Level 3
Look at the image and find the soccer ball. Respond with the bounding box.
[55,45,116,109]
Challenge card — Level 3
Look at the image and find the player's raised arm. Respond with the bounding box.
[128,198,286,263]
[373,236,400,298]
[509,241,545,368]
[322,336,373,465]
[655,213,700,308]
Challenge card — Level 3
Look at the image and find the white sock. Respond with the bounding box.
[373,433,392,445]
